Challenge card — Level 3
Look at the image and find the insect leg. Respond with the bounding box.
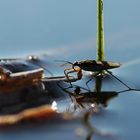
[74,67,83,80]
[86,78,93,91]
[106,70,131,90]
[86,72,100,91]
[105,71,140,93]
[64,67,76,87]
[64,67,82,86]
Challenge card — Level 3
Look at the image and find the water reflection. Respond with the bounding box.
[58,75,118,109]
[94,74,103,93]
[82,111,96,140]
[1,55,140,140]
[57,74,119,140]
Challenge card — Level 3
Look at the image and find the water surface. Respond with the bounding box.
[0,1,140,140]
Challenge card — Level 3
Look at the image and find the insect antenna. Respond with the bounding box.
[54,60,73,67]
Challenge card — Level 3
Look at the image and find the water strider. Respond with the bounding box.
[58,59,130,88]
[57,0,138,93]
[56,0,123,89]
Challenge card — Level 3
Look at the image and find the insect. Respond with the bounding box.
[58,59,140,93]
[60,60,120,79]
[58,59,126,87]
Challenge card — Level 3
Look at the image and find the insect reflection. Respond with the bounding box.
[57,73,140,110]
[57,80,121,140]
[57,82,118,109]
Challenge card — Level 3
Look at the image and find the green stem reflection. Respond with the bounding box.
[94,75,103,93]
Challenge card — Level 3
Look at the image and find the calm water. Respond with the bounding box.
[0,0,140,58]
[0,1,140,140]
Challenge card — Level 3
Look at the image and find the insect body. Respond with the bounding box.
[62,59,121,86]
[72,60,121,72]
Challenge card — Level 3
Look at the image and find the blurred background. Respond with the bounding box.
[0,0,140,61]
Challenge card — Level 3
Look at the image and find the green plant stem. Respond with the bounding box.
[94,0,105,92]
[97,0,104,61]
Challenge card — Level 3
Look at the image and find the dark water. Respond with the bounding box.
[0,1,140,140]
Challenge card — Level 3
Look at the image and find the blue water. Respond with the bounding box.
[0,0,140,58]
[0,1,140,140]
